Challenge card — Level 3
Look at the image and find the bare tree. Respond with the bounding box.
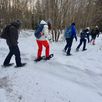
[0,0,102,36]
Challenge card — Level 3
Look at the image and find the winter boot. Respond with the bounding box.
[15,63,26,68]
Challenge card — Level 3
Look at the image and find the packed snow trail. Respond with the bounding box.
[0,30,102,102]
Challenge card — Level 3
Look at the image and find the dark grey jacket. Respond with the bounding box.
[6,21,21,47]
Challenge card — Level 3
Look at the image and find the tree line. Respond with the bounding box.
[0,0,102,41]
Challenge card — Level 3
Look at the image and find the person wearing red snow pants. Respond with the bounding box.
[37,40,49,59]
[36,20,51,60]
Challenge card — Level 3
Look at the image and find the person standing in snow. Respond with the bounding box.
[76,29,87,51]
[90,26,100,45]
[35,20,52,61]
[3,20,26,67]
[64,22,77,56]
[86,27,91,43]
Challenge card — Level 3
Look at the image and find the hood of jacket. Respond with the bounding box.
[40,20,47,25]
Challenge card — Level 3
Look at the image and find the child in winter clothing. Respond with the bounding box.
[36,20,51,61]
[64,22,77,56]
[76,29,87,51]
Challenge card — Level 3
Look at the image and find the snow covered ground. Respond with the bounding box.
[0,30,102,102]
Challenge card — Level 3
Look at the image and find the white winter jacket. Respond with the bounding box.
[36,20,49,40]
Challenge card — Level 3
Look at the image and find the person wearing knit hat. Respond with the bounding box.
[3,20,26,67]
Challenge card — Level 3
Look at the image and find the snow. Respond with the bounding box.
[0,89,7,102]
[0,30,102,102]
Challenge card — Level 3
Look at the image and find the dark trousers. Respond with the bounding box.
[64,38,73,54]
[3,45,21,66]
[77,38,86,50]
[87,35,90,43]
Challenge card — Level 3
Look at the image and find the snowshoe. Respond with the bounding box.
[15,63,26,68]
[43,54,54,60]
[34,54,54,62]
[2,63,14,68]
[66,53,72,56]
[82,49,87,51]
[34,57,44,62]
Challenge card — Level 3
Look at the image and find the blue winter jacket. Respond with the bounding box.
[64,25,77,39]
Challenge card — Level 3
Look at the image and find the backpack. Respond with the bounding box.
[80,31,86,39]
[64,26,72,38]
[34,24,45,39]
[0,24,11,39]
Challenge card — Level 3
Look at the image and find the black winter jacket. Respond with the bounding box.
[80,30,87,39]
[91,28,99,39]
[6,22,20,47]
